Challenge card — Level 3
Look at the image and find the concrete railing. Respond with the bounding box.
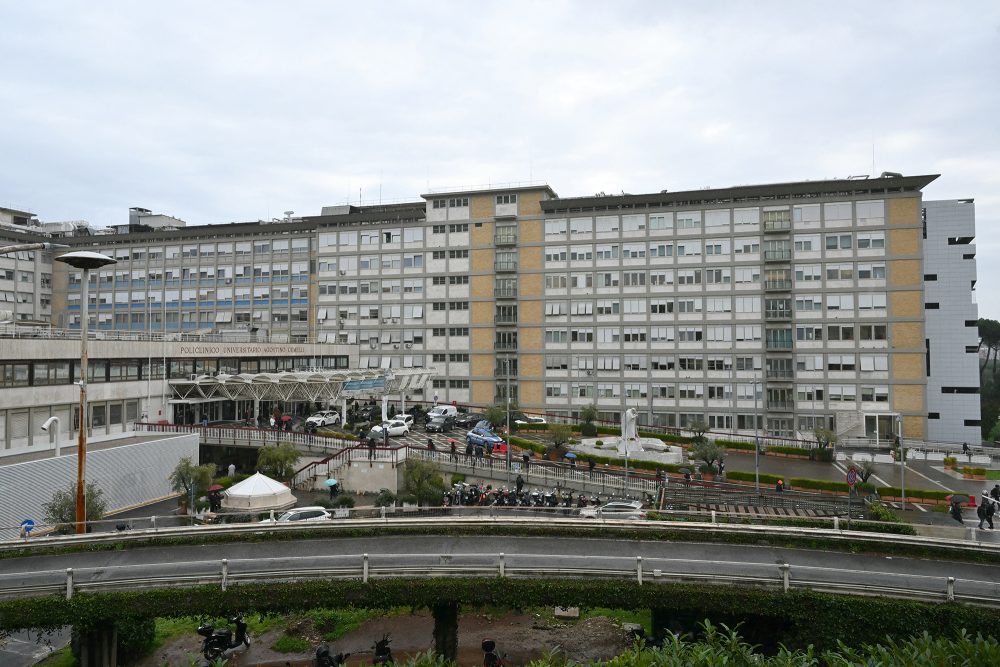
[1,517,998,607]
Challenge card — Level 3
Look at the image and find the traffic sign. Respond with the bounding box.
[19,519,34,538]
[846,468,858,488]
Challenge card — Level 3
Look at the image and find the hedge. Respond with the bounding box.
[789,477,877,494]
[768,445,813,457]
[877,486,956,501]
[715,439,755,451]
[646,511,916,536]
[3,579,998,654]
[725,471,783,485]
[593,425,694,445]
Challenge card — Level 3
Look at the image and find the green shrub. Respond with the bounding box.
[212,474,250,489]
[397,494,418,505]
[809,448,835,462]
[725,471,782,485]
[866,503,904,524]
[313,497,335,509]
[714,439,755,451]
[877,486,955,501]
[594,440,604,448]
[450,473,466,485]
[974,467,987,476]
[331,496,355,508]
[943,456,957,466]
[271,634,311,653]
[579,422,598,437]
[374,489,396,507]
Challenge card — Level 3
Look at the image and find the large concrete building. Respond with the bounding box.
[0,172,983,452]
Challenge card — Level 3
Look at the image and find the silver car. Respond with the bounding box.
[579,500,646,520]
[259,506,331,523]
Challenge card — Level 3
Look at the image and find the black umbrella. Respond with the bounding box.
[948,494,970,504]
[678,467,691,474]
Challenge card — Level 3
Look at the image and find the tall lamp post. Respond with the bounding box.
[753,376,761,492]
[897,413,905,511]
[504,358,512,483]
[55,251,117,534]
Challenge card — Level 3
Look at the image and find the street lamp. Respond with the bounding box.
[754,376,762,492]
[504,358,512,484]
[897,414,906,511]
[55,250,117,534]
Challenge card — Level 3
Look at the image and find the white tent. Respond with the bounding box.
[221,472,296,511]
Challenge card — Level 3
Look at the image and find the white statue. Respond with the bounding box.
[622,407,639,443]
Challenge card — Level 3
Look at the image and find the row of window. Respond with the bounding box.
[544,201,885,236]
[542,353,884,372]
[541,296,889,317]
[543,381,889,402]
[543,324,888,345]
[98,239,312,264]
[70,264,310,285]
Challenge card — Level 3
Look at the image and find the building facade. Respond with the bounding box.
[0,173,983,451]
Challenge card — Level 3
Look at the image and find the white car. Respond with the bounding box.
[579,500,646,520]
[259,506,331,524]
[395,414,414,428]
[306,410,341,427]
[372,419,410,437]
[514,415,547,426]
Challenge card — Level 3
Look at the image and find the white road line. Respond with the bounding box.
[904,464,954,491]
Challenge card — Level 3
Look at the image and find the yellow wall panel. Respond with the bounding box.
[890,291,923,318]
[520,247,543,270]
[519,326,542,351]
[520,353,543,376]
[470,354,493,377]
[470,275,493,298]
[470,221,493,245]
[888,228,921,256]
[891,321,924,349]
[519,380,543,405]
[517,192,544,217]
[893,384,925,411]
[471,380,493,405]
[470,195,493,220]
[520,273,543,296]
[902,415,926,440]
[471,327,493,352]
[470,248,494,272]
[519,299,542,324]
[519,219,542,243]
[471,302,493,325]
[887,197,919,226]
[888,259,921,287]
[891,353,925,380]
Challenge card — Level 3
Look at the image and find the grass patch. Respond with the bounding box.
[987,469,1000,480]
[306,608,383,642]
[271,634,312,653]
[32,649,75,667]
[580,607,651,635]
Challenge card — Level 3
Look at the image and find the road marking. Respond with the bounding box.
[903,464,954,492]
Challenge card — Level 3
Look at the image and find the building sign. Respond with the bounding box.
[178,344,309,356]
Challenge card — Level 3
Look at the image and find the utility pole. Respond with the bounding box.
[505,358,511,483]
[754,376,761,492]
[897,414,905,511]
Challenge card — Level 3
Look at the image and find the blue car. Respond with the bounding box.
[466,427,503,447]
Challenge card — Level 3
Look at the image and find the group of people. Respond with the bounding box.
[976,484,1000,530]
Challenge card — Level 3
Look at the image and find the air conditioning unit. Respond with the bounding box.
[339,270,346,276]
[393,344,400,349]
[391,318,399,324]
[586,370,594,376]
[369,342,377,349]
[404,343,413,349]
[382,318,390,323]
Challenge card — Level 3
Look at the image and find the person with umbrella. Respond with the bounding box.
[949,495,968,524]
[565,452,577,467]
[978,491,995,530]
[207,485,224,512]
[326,478,339,500]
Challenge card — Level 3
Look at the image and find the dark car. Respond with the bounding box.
[455,412,486,428]
[425,415,455,433]
[467,427,504,447]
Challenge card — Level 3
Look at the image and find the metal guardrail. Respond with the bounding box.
[1,517,997,607]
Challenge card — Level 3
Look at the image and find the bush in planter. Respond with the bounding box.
[594,440,604,448]
[331,495,355,508]
[962,466,974,477]
[943,456,957,468]
[579,422,598,437]
[450,473,466,485]
[374,488,396,507]
[809,448,834,462]
[397,494,418,506]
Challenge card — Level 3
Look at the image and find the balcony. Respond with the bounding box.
[764,309,792,321]
[763,220,792,233]
[763,250,792,262]
[765,368,795,380]
[764,280,792,291]
[495,340,518,351]
[494,260,518,272]
[494,287,518,299]
[767,400,795,411]
[495,363,518,377]
[495,314,517,325]
[494,230,518,246]
[765,338,793,351]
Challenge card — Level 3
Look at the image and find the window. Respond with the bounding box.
[570,218,593,235]
[856,232,885,249]
[448,249,469,259]
[676,212,701,229]
[595,216,620,233]
[622,215,646,232]
[545,219,567,236]
[545,247,568,263]
[825,233,853,250]
[649,214,673,231]
[860,355,889,372]
[859,324,887,341]
[795,265,822,282]
[650,243,674,257]
[826,263,853,281]
[734,238,760,254]
[795,295,823,312]
[496,194,517,205]
[827,324,854,341]
[858,293,887,310]
[826,294,854,311]
[827,354,856,371]
[570,245,593,261]
[797,325,823,341]
[857,263,886,280]
[705,210,729,228]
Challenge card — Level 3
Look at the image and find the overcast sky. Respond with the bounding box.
[2,2,998,313]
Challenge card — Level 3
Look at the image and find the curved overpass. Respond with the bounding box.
[2,517,999,609]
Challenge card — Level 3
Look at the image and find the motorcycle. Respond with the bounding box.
[315,644,351,666]
[482,639,506,667]
[372,633,394,664]
[197,615,251,661]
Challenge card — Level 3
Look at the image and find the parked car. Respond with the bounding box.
[306,410,341,428]
[515,415,547,426]
[425,415,455,433]
[259,506,331,524]
[371,419,410,437]
[467,427,503,447]
[578,500,646,520]
[396,413,415,428]
[455,412,486,428]
[426,405,460,421]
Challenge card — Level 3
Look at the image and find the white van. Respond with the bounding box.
[426,405,459,420]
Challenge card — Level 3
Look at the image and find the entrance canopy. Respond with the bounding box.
[169,367,434,404]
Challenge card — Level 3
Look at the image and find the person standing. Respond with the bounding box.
[515,474,524,495]
[227,463,236,478]
[589,459,596,479]
[949,499,964,524]
[977,492,995,530]
[991,484,1000,503]
[775,479,784,493]
[449,439,457,461]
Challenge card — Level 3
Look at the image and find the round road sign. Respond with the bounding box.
[846,468,858,487]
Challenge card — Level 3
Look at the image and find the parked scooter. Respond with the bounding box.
[315,644,351,666]
[197,615,251,661]
[482,639,506,667]
[372,633,394,664]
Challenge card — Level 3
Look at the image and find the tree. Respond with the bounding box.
[813,428,837,449]
[256,442,300,481]
[579,404,599,436]
[169,457,216,498]
[690,439,724,474]
[689,420,709,444]
[401,459,446,506]
[484,404,507,430]
[545,423,573,459]
[43,481,108,532]
[855,459,877,485]
[978,318,1000,380]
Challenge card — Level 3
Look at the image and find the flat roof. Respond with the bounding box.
[543,174,939,212]
[421,182,558,199]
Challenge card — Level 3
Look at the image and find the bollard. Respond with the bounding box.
[363,553,369,583]
[947,576,955,601]
[637,556,643,585]
[66,568,74,600]
[151,515,156,531]
[711,510,716,524]
[779,563,790,593]
[833,516,839,531]
[221,559,229,591]
[499,552,505,578]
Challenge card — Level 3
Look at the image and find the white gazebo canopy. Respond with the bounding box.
[221,472,296,511]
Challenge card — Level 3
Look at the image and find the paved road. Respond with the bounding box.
[2,534,998,607]
[0,628,69,667]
